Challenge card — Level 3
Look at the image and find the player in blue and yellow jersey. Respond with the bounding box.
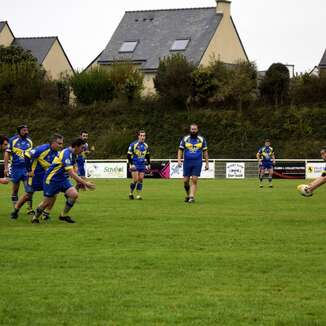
[76,130,90,191]
[0,136,10,185]
[31,138,95,224]
[4,125,33,211]
[178,124,209,203]
[10,134,64,220]
[127,130,151,200]
[256,139,276,188]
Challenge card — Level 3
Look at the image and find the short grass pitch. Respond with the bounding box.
[0,179,325,325]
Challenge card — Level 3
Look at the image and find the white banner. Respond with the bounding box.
[306,162,326,179]
[226,162,245,179]
[86,162,127,179]
[169,162,215,179]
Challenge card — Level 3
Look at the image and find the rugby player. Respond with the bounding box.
[127,130,151,200]
[178,124,209,203]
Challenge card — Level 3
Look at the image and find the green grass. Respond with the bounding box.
[0,179,325,325]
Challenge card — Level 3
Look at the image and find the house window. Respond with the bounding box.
[119,41,138,53]
[170,39,190,51]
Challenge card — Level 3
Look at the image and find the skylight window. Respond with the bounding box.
[170,39,190,51]
[119,41,138,53]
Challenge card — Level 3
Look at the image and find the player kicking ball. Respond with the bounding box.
[297,147,326,197]
[31,138,95,224]
[127,130,151,200]
[256,139,276,188]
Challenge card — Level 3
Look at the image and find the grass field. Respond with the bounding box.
[0,179,325,325]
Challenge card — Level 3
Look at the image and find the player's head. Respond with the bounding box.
[137,130,146,143]
[17,124,29,138]
[190,124,199,137]
[80,130,88,141]
[71,138,86,155]
[265,139,271,146]
[320,147,326,161]
[50,133,64,151]
[0,135,9,151]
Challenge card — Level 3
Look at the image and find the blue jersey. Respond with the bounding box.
[44,147,76,184]
[127,141,150,166]
[258,146,274,163]
[26,143,59,178]
[179,135,208,161]
[6,135,33,168]
[76,143,89,166]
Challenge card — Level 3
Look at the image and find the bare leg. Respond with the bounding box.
[183,176,190,200]
[308,176,326,192]
[59,187,79,223]
[11,183,20,209]
[268,168,274,187]
[189,176,198,199]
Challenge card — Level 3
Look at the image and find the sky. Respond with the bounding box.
[1,0,325,73]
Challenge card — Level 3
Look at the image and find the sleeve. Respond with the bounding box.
[179,137,185,150]
[62,152,74,171]
[203,138,208,151]
[127,143,134,155]
[6,138,13,153]
[145,144,151,164]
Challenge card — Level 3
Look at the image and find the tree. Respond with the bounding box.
[260,63,290,106]
[154,54,195,108]
[0,45,44,105]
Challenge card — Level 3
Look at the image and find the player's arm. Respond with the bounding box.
[256,149,262,163]
[145,151,151,169]
[272,152,276,165]
[178,138,185,167]
[127,145,135,170]
[203,139,209,170]
[3,151,10,177]
[67,169,95,190]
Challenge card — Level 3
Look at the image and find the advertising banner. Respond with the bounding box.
[273,162,305,179]
[306,162,326,179]
[127,161,170,179]
[170,162,215,179]
[226,162,245,179]
[86,162,127,179]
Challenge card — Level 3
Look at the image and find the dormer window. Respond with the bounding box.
[170,39,190,51]
[119,41,138,53]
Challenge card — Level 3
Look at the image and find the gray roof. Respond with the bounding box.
[0,21,5,33]
[319,49,326,68]
[13,37,57,64]
[98,7,223,70]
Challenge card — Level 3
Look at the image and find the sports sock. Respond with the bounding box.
[184,183,190,195]
[43,211,50,219]
[136,182,143,195]
[130,182,137,193]
[268,176,272,183]
[62,198,75,216]
[11,194,18,208]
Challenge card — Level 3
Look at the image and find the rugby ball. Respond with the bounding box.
[297,184,313,197]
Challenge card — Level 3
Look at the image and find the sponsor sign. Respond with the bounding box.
[306,162,326,179]
[127,161,170,179]
[226,162,245,179]
[170,162,215,179]
[86,162,127,179]
[273,162,305,179]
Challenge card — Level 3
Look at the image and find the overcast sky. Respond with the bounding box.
[1,0,325,72]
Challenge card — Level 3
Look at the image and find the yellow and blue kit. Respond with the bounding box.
[43,147,76,197]
[127,141,150,172]
[179,135,208,177]
[25,143,59,192]
[6,134,33,184]
[257,146,274,169]
[76,143,89,177]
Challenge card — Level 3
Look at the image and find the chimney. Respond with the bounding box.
[216,0,231,18]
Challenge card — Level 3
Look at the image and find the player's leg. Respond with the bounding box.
[188,176,199,203]
[11,181,20,209]
[258,165,264,187]
[135,172,145,200]
[268,167,274,187]
[59,181,79,223]
[42,195,57,221]
[10,191,33,219]
[183,176,190,202]
[307,176,326,193]
[129,171,138,199]
[32,196,54,224]
[23,176,35,214]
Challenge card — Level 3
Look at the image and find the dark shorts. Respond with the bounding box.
[10,167,27,184]
[260,162,273,170]
[43,179,73,197]
[183,160,202,177]
[25,175,44,193]
[131,164,146,173]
